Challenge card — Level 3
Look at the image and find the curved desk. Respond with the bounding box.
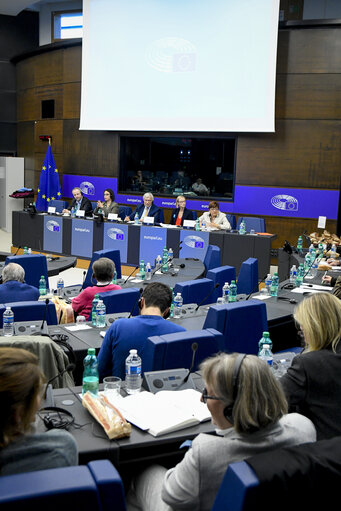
[0,254,77,277]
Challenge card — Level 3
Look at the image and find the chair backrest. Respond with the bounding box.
[212,461,259,511]
[91,201,97,211]
[206,265,237,303]
[192,210,197,220]
[99,287,140,316]
[49,200,68,213]
[203,299,268,354]
[143,328,224,373]
[237,217,266,233]
[5,254,48,290]
[203,245,221,273]
[118,206,132,220]
[173,278,214,306]
[158,208,165,223]
[237,258,258,295]
[226,213,237,230]
[0,301,58,328]
[0,460,126,511]
[83,249,122,289]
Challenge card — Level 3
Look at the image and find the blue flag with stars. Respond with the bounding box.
[36,143,62,212]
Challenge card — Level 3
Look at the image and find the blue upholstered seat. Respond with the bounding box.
[174,278,214,306]
[49,199,68,213]
[118,205,132,220]
[212,461,259,511]
[83,249,122,289]
[203,245,221,273]
[0,301,58,328]
[206,265,237,303]
[5,254,49,290]
[237,217,266,233]
[99,287,140,316]
[237,258,259,295]
[226,213,237,230]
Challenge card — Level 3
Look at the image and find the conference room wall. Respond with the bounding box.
[15,25,340,247]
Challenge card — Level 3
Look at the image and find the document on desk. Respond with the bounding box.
[291,284,332,294]
[105,389,211,437]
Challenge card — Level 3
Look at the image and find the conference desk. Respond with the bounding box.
[0,254,77,277]
[12,211,276,276]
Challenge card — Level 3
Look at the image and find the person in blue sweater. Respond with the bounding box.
[98,282,186,380]
[0,263,39,303]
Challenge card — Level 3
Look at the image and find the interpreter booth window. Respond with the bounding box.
[52,11,83,41]
[119,135,236,200]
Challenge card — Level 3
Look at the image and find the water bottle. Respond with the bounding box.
[96,299,106,328]
[23,246,28,255]
[222,282,229,303]
[156,254,162,266]
[289,265,297,284]
[258,344,273,368]
[112,270,117,285]
[311,261,318,278]
[71,207,75,218]
[270,272,279,297]
[125,349,142,394]
[258,332,272,355]
[331,243,337,258]
[82,348,99,395]
[304,252,311,273]
[57,277,64,297]
[145,262,151,280]
[297,235,303,255]
[201,219,206,230]
[173,292,183,318]
[195,218,200,231]
[162,247,169,273]
[318,243,324,258]
[239,220,246,235]
[3,306,14,337]
[264,274,272,294]
[27,248,32,255]
[91,294,100,326]
[39,275,47,295]
[168,248,173,261]
[295,263,304,287]
[139,260,145,280]
[228,280,237,302]
[134,212,139,224]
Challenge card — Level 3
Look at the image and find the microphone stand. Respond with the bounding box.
[122,265,139,286]
[245,274,268,300]
[194,283,220,311]
[183,343,198,383]
[128,288,143,318]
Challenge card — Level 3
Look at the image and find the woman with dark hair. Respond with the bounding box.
[127,353,315,511]
[169,196,194,226]
[199,200,231,230]
[0,347,78,475]
[94,188,119,217]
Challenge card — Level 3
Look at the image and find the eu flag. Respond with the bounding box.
[36,142,62,212]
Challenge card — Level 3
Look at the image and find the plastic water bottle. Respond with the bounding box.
[270,272,279,297]
[125,349,142,394]
[195,218,200,231]
[318,243,324,258]
[311,261,318,278]
[156,254,162,266]
[331,243,337,258]
[297,235,303,255]
[112,270,117,285]
[134,212,139,224]
[264,274,272,294]
[82,348,99,395]
[162,247,169,273]
[304,252,311,273]
[258,344,273,368]
[201,219,206,230]
[168,248,173,261]
[139,260,145,280]
[57,277,64,297]
[3,306,14,336]
[71,207,75,218]
[27,248,32,255]
[23,246,28,255]
[258,332,272,355]
[96,299,106,328]
[222,282,230,303]
[173,292,183,318]
[239,220,246,235]
[145,262,151,280]
[295,263,304,287]
[289,265,297,284]
[39,275,47,295]
[91,294,100,326]
[228,280,237,302]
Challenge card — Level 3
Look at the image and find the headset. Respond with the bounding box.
[38,407,75,430]
[223,353,246,424]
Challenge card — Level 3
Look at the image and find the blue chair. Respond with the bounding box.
[226,214,237,230]
[83,249,122,289]
[143,328,224,373]
[237,258,258,295]
[203,299,268,354]
[212,461,259,511]
[191,211,197,220]
[5,254,48,290]
[0,460,125,511]
[237,217,266,233]
[99,287,140,316]
[118,206,132,220]
[49,199,68,213]
[206,265,237,303]
[157,208,165,223]
[91,201,97,211]
[204,245,221,273]
[174,278,214,306]
[0,301,58,328]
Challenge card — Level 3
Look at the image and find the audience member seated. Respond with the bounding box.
[169,195,194,226]
[322,273,341,299]
[0,263,39,302]
[0,347,78,475]
[62,187,92,216]
[125,192,162,223]
[126,352,316,511]
[72,258,121,320]
[98,282,186,380]
[131,170,148,192]
[93,188,119,217]
[280,293,341,440]
[192,177,209,196]
[199,200,231,231]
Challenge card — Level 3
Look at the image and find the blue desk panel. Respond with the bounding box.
[71,218,94,258]
[103,223,128,263]
[179,230,210,260]
[139,226,167,266]
[43,215,63,253]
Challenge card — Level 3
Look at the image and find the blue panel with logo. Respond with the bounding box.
[71,219,94,258]
[43,215,63,253]
[63,175,117,202]
[179,230,209,261]
[139,226,167,267]
[103,223,128,263]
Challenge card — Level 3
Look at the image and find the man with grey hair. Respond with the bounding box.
[0,263,39,303]
[62,187,92,216]
[125,192,162,223]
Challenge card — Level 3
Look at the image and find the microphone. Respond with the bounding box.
[283,240,293,255]
[302,230,311,245]
[43,363,76,400]
[245,274,268,300]
[13,245,21,256]
[183,342,198,383]
[82,270,87,285]
[32,298,49,335]
[122,265,139,285]
[195,283,219,311]
[128,288,143,318]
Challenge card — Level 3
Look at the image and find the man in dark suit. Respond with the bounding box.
[0,263,39,302]
[62,187,93,216]
[125,192,162,223]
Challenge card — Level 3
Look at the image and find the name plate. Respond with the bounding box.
[47,206,56,214]
[76,209,85,217]
[183,219,196,228]
[108,213,118,221]
[143,216,155,224]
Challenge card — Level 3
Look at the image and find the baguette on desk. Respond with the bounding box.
[82,391,131,439]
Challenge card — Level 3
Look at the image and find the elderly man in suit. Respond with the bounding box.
[125,192,162,223]
[62,187,92,216]
[0,263,39,302]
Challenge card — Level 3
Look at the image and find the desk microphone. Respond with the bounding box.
[245,274,268,300]
[128,288,143,318]
[82,270,87,285]
[122,265,139,286]
[13,245,21,256]
[195,283,219,311]
[43,363,76,400]
[32,298,50,335]
[183,342,198,383]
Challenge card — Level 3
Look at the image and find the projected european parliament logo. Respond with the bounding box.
[271,194,298,212]
[46,220,60,233]
[146,37,196,73]
[107,228,124,241]
[80,181,95,196]
[184,235,204,249]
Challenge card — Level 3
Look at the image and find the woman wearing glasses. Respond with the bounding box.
[94,188,119,217]
[127,353,315,511]
[199,200,231,230]
[0,347,78,475]
[169,195,195,226]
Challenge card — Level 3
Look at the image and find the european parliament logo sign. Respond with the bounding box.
[180,231,209,260]
[103,223,128,261]
[271,194,298,212]
[43,216,62,253]
[184,235,205,249]
[107,228,125,241]
[46,220,60,232]
[80,181,95,196]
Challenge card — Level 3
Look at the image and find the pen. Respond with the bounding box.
[321,270,328,285]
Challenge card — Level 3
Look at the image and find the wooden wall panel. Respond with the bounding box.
[34,120,63,153]
[63,46,82,83]
[16,58,35,91]
[63,82,81,119]
[33,51,63,87]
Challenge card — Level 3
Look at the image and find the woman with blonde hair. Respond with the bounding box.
[169,195,194,226]
[280,292,341,440]
[0,347,77,475]
[127,353,315,511]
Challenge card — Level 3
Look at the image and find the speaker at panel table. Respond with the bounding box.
[35,139,62,213]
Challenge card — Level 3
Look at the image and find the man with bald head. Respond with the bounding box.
[0,263,39,302]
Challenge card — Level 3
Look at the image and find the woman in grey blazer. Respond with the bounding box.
[127,353,316,511]
[94,188,119,217]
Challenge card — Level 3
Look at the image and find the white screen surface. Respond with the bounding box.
[80,0,280,133]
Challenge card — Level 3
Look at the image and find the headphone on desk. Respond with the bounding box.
[39,407,75,430]
[223,354,246,424]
